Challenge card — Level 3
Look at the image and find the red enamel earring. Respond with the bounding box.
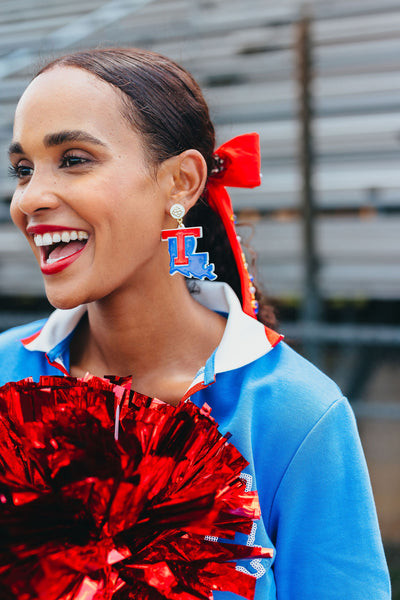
[161,204,217,281]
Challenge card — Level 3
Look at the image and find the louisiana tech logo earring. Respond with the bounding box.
[161,203,217,281]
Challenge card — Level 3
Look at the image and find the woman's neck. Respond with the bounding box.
[69,276,226,404]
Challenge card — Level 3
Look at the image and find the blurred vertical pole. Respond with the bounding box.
[295,9,321,362]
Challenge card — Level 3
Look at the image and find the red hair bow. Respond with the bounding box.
[207,133,261,318]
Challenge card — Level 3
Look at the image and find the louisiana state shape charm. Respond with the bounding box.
[161,226,217,281]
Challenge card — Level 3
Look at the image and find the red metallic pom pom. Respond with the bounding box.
[0,375,273,599]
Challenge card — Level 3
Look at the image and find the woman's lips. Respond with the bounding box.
[39,241,88,275]
[26,227,90,275]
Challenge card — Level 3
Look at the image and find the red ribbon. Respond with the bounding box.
[207,133,261,318]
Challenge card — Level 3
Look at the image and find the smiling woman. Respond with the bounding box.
[0,48,391,599]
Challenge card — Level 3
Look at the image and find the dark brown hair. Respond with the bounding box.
[36,48,276,328]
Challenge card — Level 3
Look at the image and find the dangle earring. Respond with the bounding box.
[161,203,217,280]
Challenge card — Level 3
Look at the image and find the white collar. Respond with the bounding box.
[190,281,281,374]
[22,281,282,377]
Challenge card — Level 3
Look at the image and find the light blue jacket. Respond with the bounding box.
[0,282,391,599]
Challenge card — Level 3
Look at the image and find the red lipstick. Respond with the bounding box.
[28,225,90,275]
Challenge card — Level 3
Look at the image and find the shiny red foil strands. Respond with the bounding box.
[0,376,273,600]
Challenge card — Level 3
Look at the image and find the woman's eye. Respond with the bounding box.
[8,163,33,179]
[61,155,89,168]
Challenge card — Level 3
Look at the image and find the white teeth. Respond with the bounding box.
[46,256,64,265]
[33,230,88,247]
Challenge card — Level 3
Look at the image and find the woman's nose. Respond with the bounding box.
[11,173,61,216]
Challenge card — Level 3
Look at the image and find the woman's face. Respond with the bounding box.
[9,66,172,309]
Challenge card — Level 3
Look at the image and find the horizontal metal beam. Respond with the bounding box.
[281,321,400,346]
[0,0,152,79]
[351,401,400,420]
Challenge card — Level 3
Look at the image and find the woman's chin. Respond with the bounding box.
[44,287,87,311]
[48,298,83,311]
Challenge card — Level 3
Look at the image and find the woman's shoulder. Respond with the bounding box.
[246,340,344,408]
[270,340,343,400]
[239,339,350,439]
[210,337,350,460]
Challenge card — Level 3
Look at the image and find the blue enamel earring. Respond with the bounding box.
[161,203,217,281]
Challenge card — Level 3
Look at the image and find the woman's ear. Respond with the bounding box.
[161,149,208,216]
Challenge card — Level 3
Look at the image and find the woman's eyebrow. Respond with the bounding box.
[8,130,107,156]
[43,130,107,148]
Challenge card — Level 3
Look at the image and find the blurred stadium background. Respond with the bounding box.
[0,0,399,592]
